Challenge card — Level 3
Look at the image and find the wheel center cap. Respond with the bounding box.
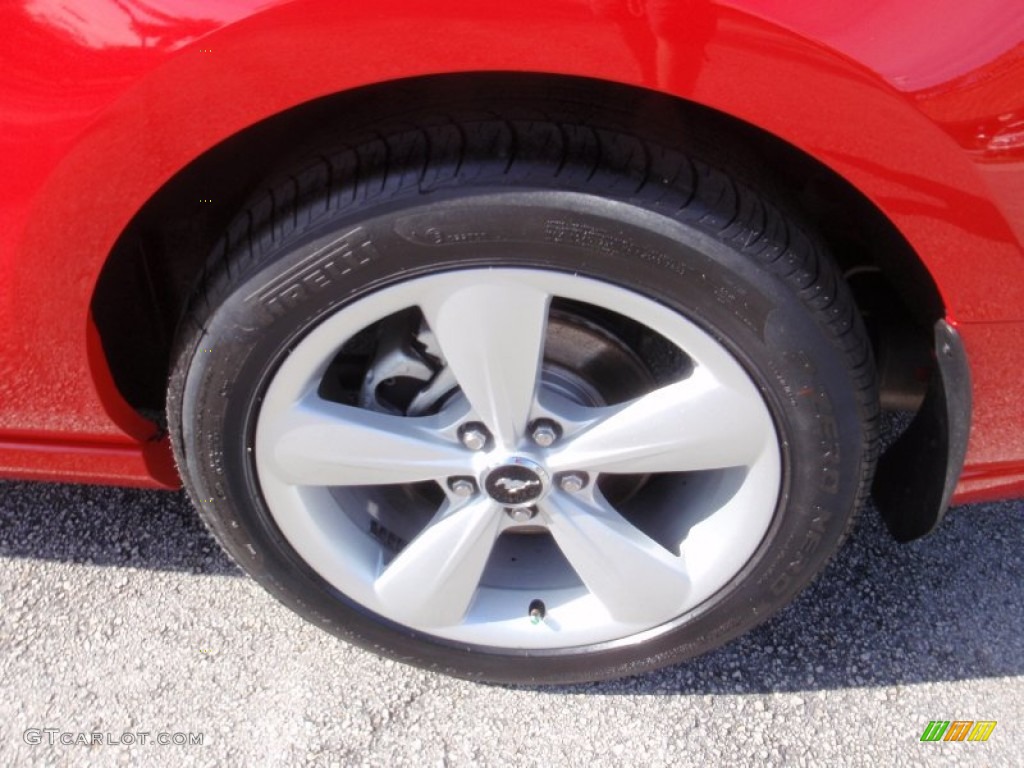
[482,457,549,507]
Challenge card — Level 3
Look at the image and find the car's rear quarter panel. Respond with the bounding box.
[1,0,1023,500]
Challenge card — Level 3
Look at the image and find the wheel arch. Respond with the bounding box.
[91,71,969,539]
[92,72,945,417]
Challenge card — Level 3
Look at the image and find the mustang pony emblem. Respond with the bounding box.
[494,477,541,493]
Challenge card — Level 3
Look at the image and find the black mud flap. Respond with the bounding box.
[872,320,972,542]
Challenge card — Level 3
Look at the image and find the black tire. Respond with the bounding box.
[167,115,879,684]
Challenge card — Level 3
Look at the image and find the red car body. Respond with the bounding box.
[2,0,1023,505]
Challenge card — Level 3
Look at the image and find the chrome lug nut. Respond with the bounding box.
[530,420,560,447]
[558,472,588,493]
[449,478,476,497]
[459,423,490,451]
[505,507,537,523]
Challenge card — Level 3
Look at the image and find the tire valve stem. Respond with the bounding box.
[528,599,546,625]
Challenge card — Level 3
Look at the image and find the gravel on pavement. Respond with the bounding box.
[0,479,1021,767]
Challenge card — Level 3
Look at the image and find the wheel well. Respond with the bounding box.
[92,72,944,422]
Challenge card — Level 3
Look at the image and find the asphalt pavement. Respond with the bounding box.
[0,478,1021,767]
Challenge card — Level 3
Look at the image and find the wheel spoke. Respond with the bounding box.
[420,276,550,449]
[261,395,472,486]
[547,368,771,475]
[374,498,504,627]
[541,492,690,623]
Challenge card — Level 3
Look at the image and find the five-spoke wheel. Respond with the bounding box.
[255,270,780,647]
[169,115,877,682]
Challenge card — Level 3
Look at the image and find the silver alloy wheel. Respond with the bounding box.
[255,269,781,648]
